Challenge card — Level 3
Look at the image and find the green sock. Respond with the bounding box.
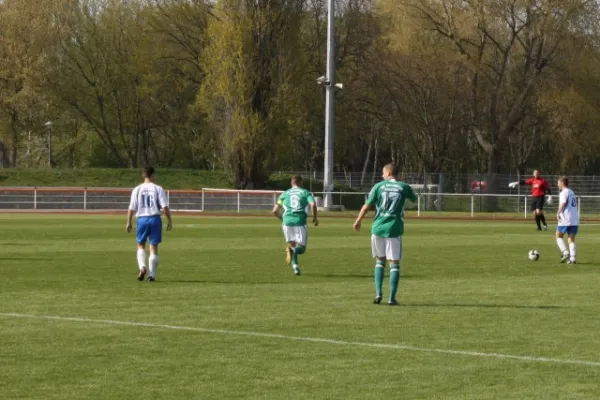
[374,260,385,297]
[389,264,400,301]
[291,252,298,265]
[294,246,306,255]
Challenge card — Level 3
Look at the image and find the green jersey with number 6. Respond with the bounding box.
[366,179,417,237]
[277,187,315,226]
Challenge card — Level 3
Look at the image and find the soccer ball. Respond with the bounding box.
[528,250,540,261]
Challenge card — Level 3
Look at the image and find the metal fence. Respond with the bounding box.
[274,171,600,195]
[0,188,202,211]
[201,189,597,219]
[2,187,600,220]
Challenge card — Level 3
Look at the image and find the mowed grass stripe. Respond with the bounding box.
[3,312,600,368]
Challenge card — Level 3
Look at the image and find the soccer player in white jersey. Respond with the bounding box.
[126,167,172,281]
[555,176,578,264]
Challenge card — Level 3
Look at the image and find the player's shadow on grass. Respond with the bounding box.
[402,303,563,310]
[165,274,418,283]
[315,274,417,279]
[164,280,288,284]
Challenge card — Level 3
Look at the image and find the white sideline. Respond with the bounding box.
[2,312,600,367]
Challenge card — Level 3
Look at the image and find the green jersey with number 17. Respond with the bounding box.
[277,187,315,226]
[366,179,417,237]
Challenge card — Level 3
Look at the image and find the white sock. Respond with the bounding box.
[569,242,576,260]
[149,254,159,278]
[137,249,146,270]
[556,239,568,254]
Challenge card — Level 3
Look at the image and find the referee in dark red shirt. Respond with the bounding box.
[509,170,553,231]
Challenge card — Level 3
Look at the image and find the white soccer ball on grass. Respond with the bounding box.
[528,250,540,261]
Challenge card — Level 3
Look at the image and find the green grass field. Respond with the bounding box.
[2,215,600,399]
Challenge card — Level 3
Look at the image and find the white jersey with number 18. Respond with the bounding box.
[129,183,168,217]
[558,188,579,227]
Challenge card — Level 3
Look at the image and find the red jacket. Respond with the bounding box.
[524,177,550,197]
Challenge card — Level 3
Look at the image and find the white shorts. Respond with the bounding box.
[282,225,307,247]
[371,235,402,260]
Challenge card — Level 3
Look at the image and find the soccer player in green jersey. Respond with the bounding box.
[272,175,319,275]
[353,163,417,305]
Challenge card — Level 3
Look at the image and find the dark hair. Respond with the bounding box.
[383,163,399,176]
[558,176,569,186]
[291,175,303,186]
[143,166,155,178]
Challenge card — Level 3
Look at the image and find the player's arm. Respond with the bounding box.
[405,184,418,202]
[162,206,173,231]
[158,188,172,231]
[353,204,372,232]
[544,180,553,204]
[556,192,567,220]
[307,193,318,226]
[126,188,138,233]
[311,202,318,226]
[272,193,285,221]
[126,209,134,233]
[354,188,376,231]
[508,178,532,188]
[272,203,283,221]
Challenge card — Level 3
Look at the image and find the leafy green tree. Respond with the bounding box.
[200,0,307,188]
[0,0,55,166]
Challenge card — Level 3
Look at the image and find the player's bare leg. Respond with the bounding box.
[148,244,159,281]
[374,257,386,304]
[137,243,147,281]
[555,231,569,263]
[285,241,295,265]
[567,234,576,264]
[286,241,301,275]
[388,259,400,305]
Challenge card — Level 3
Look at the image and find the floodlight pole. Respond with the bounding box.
[323,0,336,209]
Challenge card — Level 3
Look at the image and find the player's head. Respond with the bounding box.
[558,176,569,189]
[382,163,399,180]
[533,170,540,178]
[291,175,303,187]
[143,166,155,181]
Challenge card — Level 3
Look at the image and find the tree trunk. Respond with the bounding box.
[483,147,504,212]
[360,135,373,188]
[0,140,8,168]
[8,112,19,168]
[249,155,267,189]
[371,134,379,185]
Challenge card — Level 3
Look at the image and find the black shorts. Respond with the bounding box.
[531,196,545,211]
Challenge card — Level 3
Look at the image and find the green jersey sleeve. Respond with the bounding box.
[404,183,417,202]
[277,192,287,206]
[366,183,380,207]
[307,191,315,204]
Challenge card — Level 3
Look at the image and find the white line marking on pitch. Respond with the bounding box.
[1,312,599,368]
